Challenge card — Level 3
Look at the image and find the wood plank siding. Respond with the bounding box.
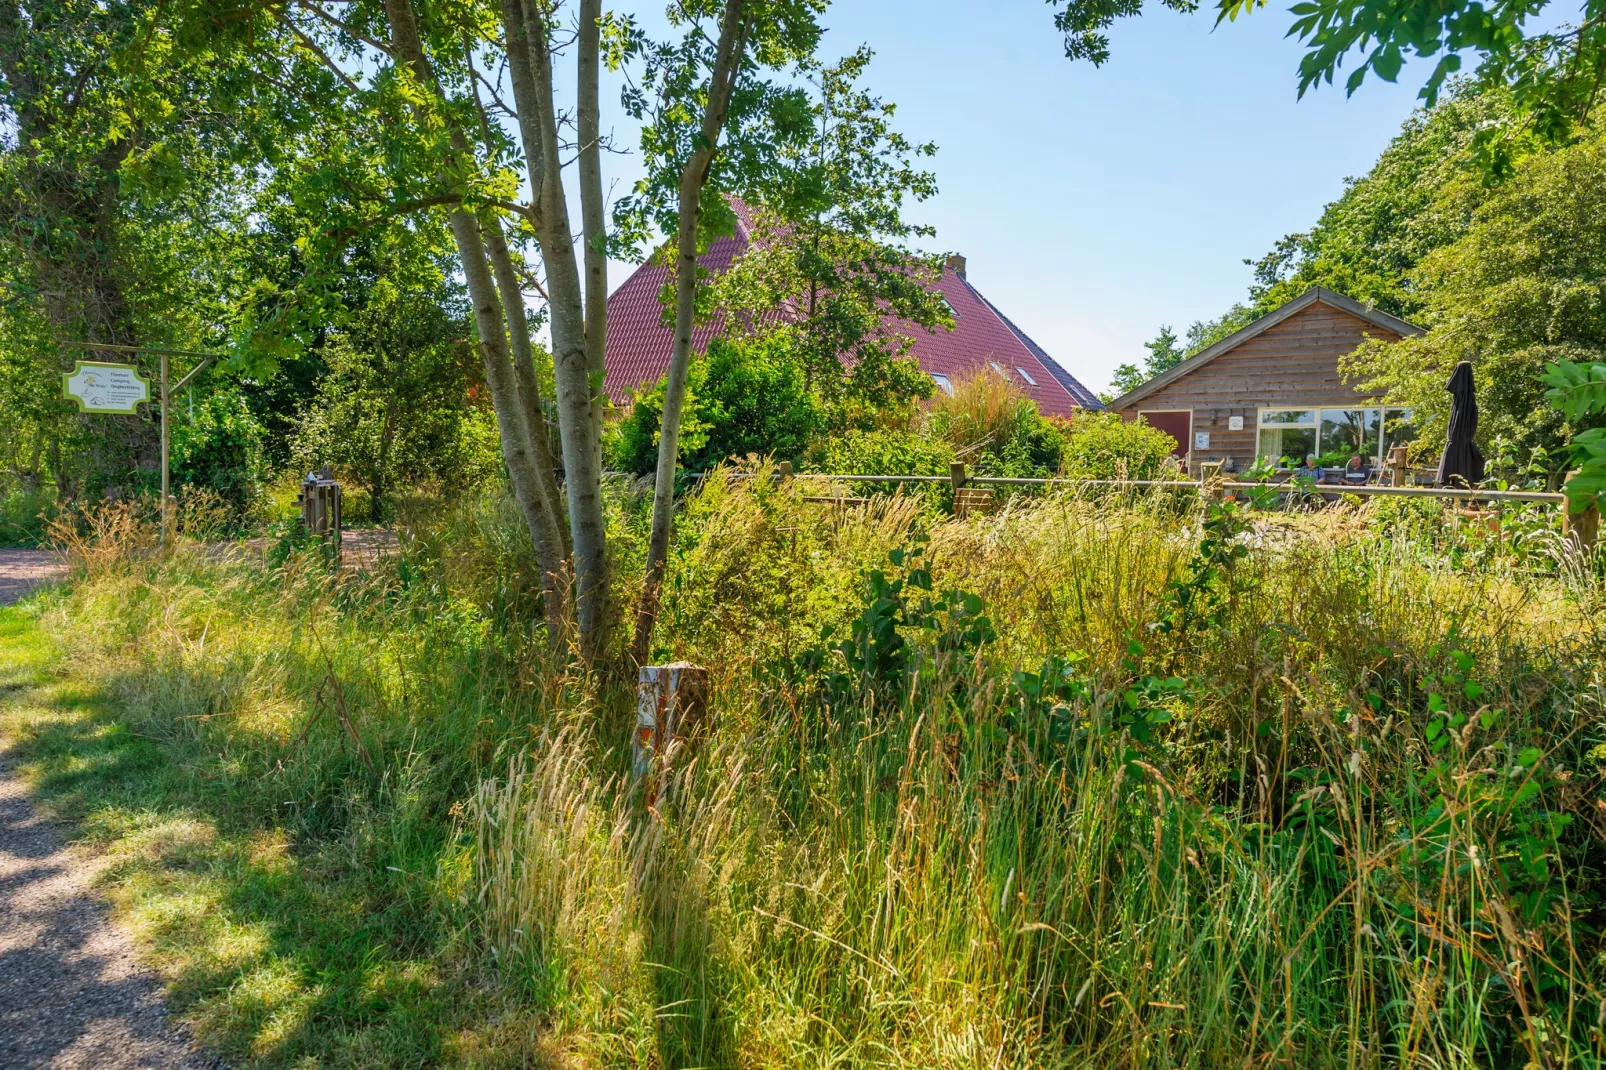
[1113,298,1406,472]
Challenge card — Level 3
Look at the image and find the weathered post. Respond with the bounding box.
[949,461,967,497]
[633,662,710,797]
[777,460,793,479]
[1199,460,1225,505]
[159,350,171,549]
[1387,446,1408,487]
[299,469,343,563]
[1562,470,1600,553]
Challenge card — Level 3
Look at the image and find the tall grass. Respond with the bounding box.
[29,472,1606,1067]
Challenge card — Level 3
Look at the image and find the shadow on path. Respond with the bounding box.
[0,758,220,1069]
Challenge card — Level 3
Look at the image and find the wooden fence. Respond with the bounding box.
[658,461,1599,549]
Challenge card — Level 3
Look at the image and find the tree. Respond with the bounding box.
[1106,324,1184,399]
[291,241,487,520]
[250,0,829,661]
[1244,85,1524,320]
[0,1,306,503]
[1048,0,1606,148]
[1342,127,1606,472]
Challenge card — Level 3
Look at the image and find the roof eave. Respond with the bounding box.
[1108,286,1423,411]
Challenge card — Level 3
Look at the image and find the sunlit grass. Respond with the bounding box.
[3,475,1604,1067]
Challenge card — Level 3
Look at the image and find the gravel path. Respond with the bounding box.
[0,549,65,606]
[0,548,221,1069]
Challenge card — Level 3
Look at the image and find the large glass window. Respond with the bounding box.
[1318,408,1382,467]
[1257,406,1411,468]
[1257,409,1316,465]
[1383,408,1416,458]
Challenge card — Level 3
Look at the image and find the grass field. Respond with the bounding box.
[3,475,1605,1068]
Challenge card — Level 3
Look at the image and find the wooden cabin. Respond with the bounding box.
[1108,287,1423,476]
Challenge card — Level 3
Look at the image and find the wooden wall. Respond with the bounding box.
[1115,301,1402,471]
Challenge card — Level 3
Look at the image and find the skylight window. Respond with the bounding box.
[1014,366,1038,385]
[930,372,954,396]
[988,361,1008,378]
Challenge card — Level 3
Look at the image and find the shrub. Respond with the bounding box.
[169,384,266,516]
[1059,409,1180,480]
[608,334,821,475]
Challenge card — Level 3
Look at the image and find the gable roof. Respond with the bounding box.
[973,290,1103,410]
[602,208,1099,418]
[1107,286,1423,411]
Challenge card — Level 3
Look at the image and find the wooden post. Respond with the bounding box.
[633,662,709,793]
[159,350,171,548]
[778,460,793,479]
[1562,470,1600,553]
[1199,460,1225,504]
[950,460,967,498]
[1387,446,1408,487]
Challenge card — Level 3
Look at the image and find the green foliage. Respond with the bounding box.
[290,246,492,520]
[1542,359,1606,509]
[700,48,950,414]
[169,386,265,516]
[1051,0,1606,146]
[1343,126,1606,471]
[1058,410,1180,480]
[1246,87,1518,318]
[608,334,821,475]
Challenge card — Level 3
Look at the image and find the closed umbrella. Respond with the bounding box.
[1436,361,1485,487]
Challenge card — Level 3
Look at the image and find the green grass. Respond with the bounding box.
[0,594,548,1069]
[6,475,1606,1068]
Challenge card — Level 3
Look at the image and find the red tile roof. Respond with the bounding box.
[603,208,1098,417]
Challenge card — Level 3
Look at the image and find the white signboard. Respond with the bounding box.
[1228,415,1244,431]
[63,361,149,414]
[1194,431,1210,450]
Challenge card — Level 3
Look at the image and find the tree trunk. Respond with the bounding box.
[578,0,607,472]
[504,0,611,660]
[630,0,751,668]
[381,0,574,639]
[482,213,574,631]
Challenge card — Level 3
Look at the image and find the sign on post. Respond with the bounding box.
[63,361,150,413]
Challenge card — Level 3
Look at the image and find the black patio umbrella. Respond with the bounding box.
[1436,361,1485,487]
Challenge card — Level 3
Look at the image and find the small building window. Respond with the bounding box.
[930,372,954,396]
[1015,366,1038,385]
[988,361,1008,378]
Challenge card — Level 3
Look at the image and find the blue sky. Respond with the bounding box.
[591,2,1438,397]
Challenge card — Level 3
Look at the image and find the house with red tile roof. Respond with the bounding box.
[604,205,1100,417]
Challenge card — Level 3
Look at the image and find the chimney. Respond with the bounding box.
[945,253,966,279]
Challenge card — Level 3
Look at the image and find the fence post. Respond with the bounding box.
[1199,461,1225,504]
[1387,446,1408,487]
[1562,470,1600,552]
[299,469,343,564]
[778,460,793,479]
[950,461,967,495]
[633,662,710,799]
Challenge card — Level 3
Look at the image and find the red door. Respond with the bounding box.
[1140,410,1192,462]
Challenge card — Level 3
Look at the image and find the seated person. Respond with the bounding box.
[1298,454,1321,479]
[1344,454,1368,481]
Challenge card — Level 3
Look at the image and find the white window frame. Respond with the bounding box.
[1015,366,1038,386]
[1254,405,1413,467]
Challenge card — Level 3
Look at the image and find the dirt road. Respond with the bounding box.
[0,547,220,1068]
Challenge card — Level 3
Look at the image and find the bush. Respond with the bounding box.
[608,334,821,475]
[169,384,266,516]
[811,425,955,506]
[924,368,1067,478]
[1059,409,1180,480]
